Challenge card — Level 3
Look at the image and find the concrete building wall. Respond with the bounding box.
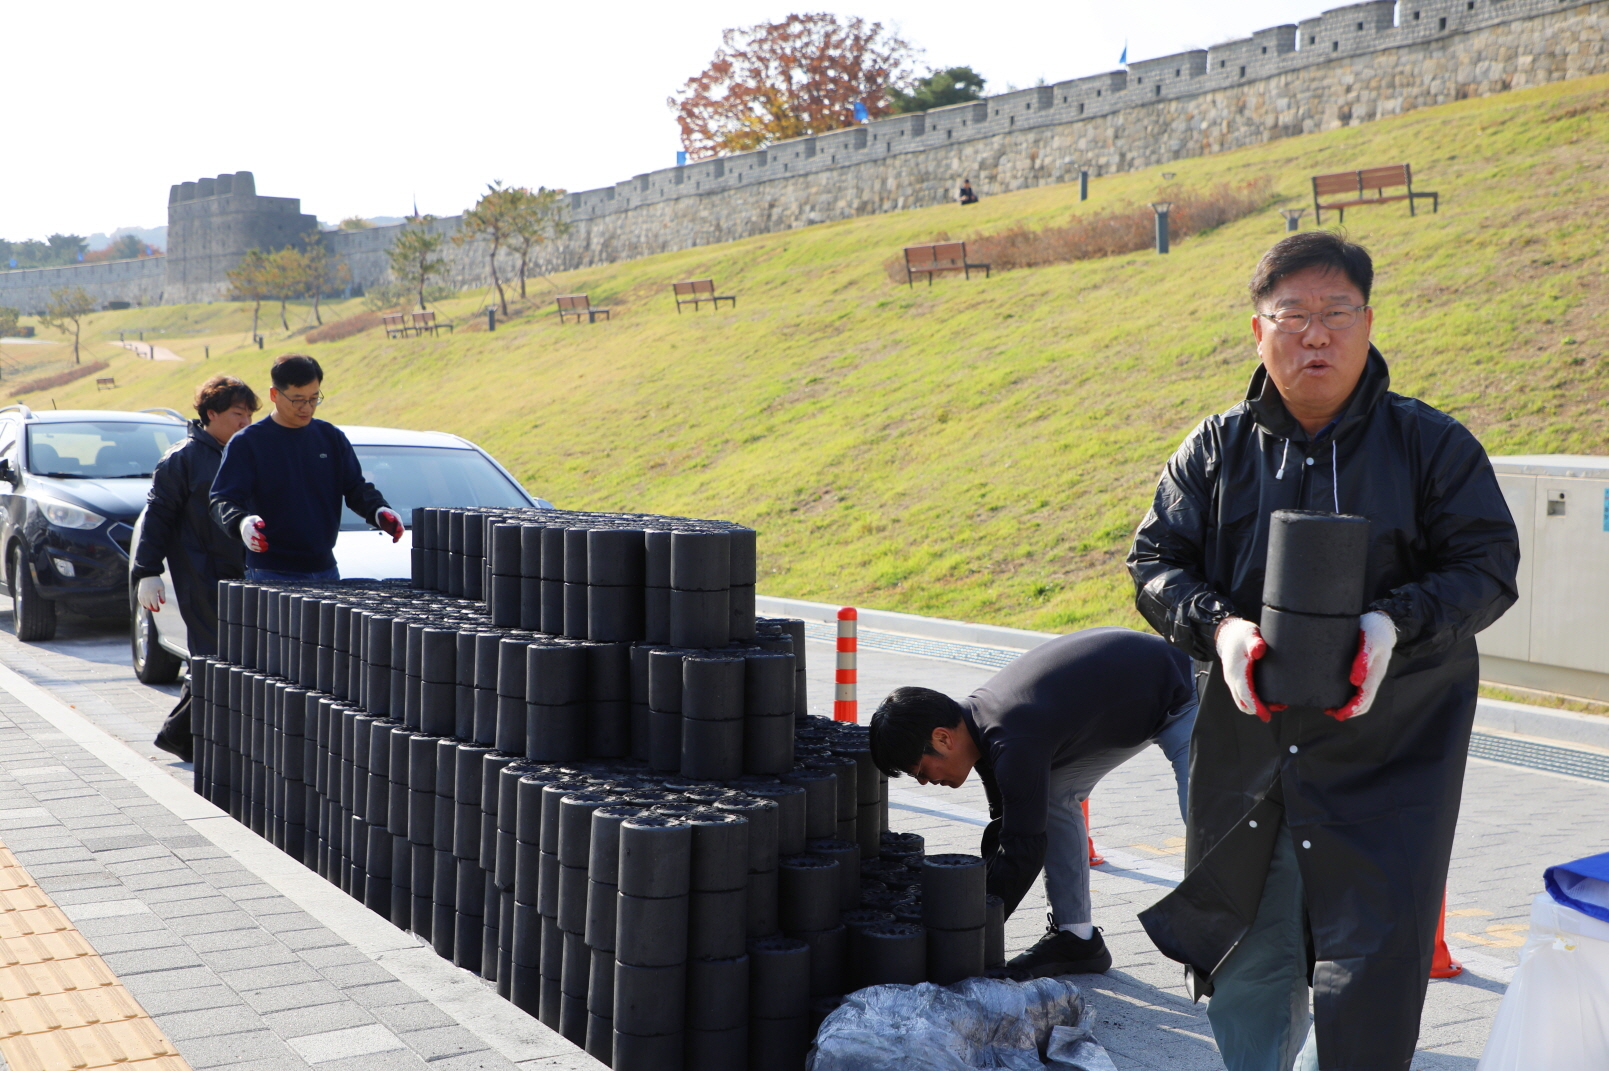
[1,0,1603,309]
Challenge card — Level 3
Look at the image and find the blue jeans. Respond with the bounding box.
[1042,695,1197,926]
[245,565,340,583]
[1205,823,1320,1071]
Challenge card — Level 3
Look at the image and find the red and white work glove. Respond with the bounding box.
[376,508,404,543]
[1326,610,1396,721]
[136,576,165,612]
[240,515,269,554]
[1215,617,1286,723]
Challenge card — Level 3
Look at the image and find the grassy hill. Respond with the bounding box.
[12,74,1609,633]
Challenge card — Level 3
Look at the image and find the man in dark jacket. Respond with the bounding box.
[869,628,1197,976]
[210,354,402,581]
[1126,232,1518,1071]
[132,374,259,657]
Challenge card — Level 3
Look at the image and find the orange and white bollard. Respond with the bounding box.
[1082,800,1105,866]
[834,607,858,722]
[1431,889,1463,978]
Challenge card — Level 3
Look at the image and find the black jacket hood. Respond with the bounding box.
[1243,345,1391,444]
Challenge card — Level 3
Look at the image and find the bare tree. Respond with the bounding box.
[39,287,96,365]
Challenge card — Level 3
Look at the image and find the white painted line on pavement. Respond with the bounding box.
[0,660,601,1071]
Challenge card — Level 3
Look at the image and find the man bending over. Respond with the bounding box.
[868,627,1196,976]
[210,354,403,582]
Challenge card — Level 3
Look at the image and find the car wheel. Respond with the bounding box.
[131,601,183,684]
[9,543,57,642]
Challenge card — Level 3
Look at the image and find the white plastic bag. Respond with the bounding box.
[807,975,1110,1071]
[1045,1022,1121,1071]
[1476,892,1609,1071]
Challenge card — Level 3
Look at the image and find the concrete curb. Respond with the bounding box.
[755,594,1056,652]
[1473,698,1609,753]
[757,594,1609,752]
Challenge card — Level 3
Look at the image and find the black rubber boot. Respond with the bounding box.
[1006,915,1112,977]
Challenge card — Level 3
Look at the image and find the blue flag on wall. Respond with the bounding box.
[1120,41,1128,65]
[677,150,687,167]
[853,101,869,123]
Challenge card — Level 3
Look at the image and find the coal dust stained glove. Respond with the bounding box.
[376,508,404,543]
[1326,610,1397,722]
[136,576,165,612]
[1215,616,1286,723]
[240,515,268,554]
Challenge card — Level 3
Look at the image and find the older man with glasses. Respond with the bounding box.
[210,354,402,583]
[1126,232,1519,1071]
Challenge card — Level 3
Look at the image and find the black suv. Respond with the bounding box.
[0,405,188,640]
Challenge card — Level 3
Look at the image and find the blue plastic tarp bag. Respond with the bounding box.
[1477,852,1609,1071]
[1544,851,1609,924]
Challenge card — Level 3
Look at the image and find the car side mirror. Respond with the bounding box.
[0,458,15,486]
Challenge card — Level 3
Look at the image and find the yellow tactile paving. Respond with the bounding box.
[0,844,191,1070]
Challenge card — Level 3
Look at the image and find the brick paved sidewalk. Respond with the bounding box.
[0,651,595,1071]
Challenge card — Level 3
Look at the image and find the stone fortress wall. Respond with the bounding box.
[1,0,1603,314]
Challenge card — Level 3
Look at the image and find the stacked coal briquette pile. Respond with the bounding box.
[187,506,1004,1071]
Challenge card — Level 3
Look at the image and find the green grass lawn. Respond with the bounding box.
[17,75,1609,631]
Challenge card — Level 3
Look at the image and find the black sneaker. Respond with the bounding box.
[1006,916,1112,976]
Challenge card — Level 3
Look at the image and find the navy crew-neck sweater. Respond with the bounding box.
[209,417,389,574]
[958,627,1194,915]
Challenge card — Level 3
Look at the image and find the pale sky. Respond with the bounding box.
[7,0,1345,243]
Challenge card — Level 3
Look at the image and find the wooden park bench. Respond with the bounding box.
[381,313,414,338]
[1312,164,1438,225]
[903,241,991,286]
[555,294,611,324]
[672,279,737,313]
[95,377,116,391]
[411,310,454,336]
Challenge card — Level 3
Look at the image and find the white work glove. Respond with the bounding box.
[1327,610,1397,721]
[240,515,269,553]
[1215,616,1284,723]
[136,576,165,612]
[375,507,404,543]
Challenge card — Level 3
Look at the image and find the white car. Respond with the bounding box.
[130,424,552,681]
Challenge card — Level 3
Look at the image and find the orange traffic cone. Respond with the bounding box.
[1431,889,1463,978]
[1081,799,1105,866]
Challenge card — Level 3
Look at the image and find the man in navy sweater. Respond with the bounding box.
[210,354,402,581]
[869,627,1197,977]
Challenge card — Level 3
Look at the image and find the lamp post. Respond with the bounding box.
[1079,168,1089,202]
[1281,208,1306,232]
[1149,202,1173,254]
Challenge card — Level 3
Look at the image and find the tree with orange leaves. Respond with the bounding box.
[670,13,918,160]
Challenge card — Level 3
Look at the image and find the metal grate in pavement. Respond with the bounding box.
[801,622,1023,669]
[1469,731,1609,784]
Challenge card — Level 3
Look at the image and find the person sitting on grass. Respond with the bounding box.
[868,627,1196,977]
[210,354,402,583]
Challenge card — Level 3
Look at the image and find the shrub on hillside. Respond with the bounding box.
[10,360,110,398]
[307,310,381,343]
[885,177,1275,281]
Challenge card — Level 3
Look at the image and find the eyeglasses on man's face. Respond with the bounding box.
[279,392,324,410]
[1260,304,1369,334]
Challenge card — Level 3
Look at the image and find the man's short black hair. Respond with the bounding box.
[271,354,323,390]
[193,374,259,422]
[1249,231,1374,308]
[868,686,965,778]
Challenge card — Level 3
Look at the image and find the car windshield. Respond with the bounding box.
[26,421,185,479]
[340,444,532,531]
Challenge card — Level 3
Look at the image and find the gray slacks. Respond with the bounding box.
[1041,697,1196,926]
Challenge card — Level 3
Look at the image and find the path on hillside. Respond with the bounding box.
[110,340,182,361]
